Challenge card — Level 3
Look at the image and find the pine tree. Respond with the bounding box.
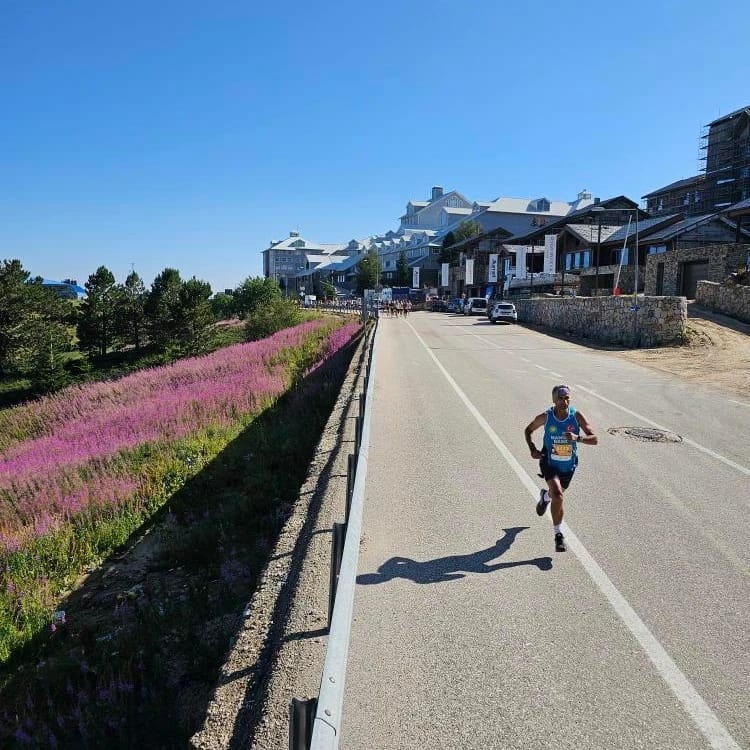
[77,266,117,358]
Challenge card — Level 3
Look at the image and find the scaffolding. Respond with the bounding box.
[648,107,750,217]
[696,106,750,213]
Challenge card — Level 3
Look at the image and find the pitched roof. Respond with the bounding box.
[484,196,577,216]
[707,105,750,127]
[641,175,702,199]
[500,196,643,244]
[42,279,86,294]
[325,253,364,272]
[725,197,750,215]
[639,213,737,242]
[564,224,623,244]
[603,214,683,244]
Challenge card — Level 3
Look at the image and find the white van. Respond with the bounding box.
[462,297,488,316]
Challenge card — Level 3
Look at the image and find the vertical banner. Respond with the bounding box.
[441,263,449,287]
[412,266,420,289]
[544,234,557,275]
[488,254,498,282]
[465,258,474,286]
[515,246,527,278]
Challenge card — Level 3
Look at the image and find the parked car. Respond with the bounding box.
[487,300,518,324]
[447,298,464,313]
[463,297,488,316]
[430,298,447,312]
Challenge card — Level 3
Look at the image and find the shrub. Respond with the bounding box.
[244,297,303,341]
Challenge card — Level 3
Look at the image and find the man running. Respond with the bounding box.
[524,385,597,552]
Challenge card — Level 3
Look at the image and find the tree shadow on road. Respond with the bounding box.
[356,526,552,585]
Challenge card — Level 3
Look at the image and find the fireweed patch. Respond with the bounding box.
[0,318,361,664]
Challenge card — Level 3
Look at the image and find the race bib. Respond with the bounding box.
[550,441,573,461]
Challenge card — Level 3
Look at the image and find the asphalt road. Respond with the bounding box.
[340,311,749,750]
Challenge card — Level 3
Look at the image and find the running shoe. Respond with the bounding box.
[536,489,550,516]
[555,532,567,552]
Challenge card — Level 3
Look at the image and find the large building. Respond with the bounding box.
[643,105,750,216]
[261,232,367,295]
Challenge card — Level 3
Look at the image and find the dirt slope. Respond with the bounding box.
[613,303,750,397]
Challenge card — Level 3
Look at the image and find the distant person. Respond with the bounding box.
[523,385,598,552]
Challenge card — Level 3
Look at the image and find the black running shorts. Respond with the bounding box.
[539,455,575,490]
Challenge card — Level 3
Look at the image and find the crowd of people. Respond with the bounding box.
[380,299,412,317]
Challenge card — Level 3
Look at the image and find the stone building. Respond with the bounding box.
[644,242,750,298]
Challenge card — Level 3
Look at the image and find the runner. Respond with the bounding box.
[523,385,598,552]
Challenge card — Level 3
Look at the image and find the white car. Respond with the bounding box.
[462,297,488,316]
[488,301,517,324]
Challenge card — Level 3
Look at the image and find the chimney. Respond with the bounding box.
[431,186,444,201]
[289,231,299,237]
[594,197,600,204]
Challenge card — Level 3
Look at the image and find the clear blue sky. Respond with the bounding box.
[1,0,748,293]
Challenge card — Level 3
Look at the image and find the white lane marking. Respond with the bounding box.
[549,371,563,378]
[518,356,531,363]
[534,364,548,371]
[409,320,741,750]
[728,399,750,408]
[573,383,750,478]
[471,334,750,478]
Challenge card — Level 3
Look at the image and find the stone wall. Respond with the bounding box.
[695,280,750,323]
[515,295,687,347]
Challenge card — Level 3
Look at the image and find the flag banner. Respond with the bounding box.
[412,266,420,288]
[488,254,498,282]
[441,263,449,287]
[465,258,474,285]
[515,246,527,278]
[544,235,557,275]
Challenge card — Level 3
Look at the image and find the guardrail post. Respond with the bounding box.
[354,416,361,453]
[346,453,355,524]
[328,522,346,628]
[289,696,317,750]
[359,393,365,420]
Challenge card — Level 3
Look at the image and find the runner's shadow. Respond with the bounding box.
[357,526,552,585]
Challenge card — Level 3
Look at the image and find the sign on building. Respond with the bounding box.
[412,266,420,288]
[515,247,527,278]
[465,258,474,285]
[488,254,498,282]
[441,263,449,288]
[544,235,557,275]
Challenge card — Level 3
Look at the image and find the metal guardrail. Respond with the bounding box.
[289,317,378,750]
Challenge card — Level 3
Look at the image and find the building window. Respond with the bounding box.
[582,250,591,267]
[648,245,667,255]
[565,254,572,270]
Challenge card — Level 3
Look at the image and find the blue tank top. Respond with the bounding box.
[543,405,579,473]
